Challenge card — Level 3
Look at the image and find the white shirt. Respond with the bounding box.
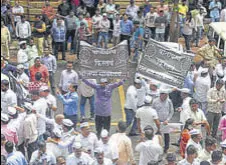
[30,150,56,164]
[113,20,121,37]
[8,112,26,135]
[92,15,103,29]
[215,63,226,81]
[22,113,38,144]
[59,70,78,92]
[126,5,139,18]
[136,105,159,133]
[180,97,192,124]
[17,49,29,69]
[1,89,17,113]
[198,149,212,162]
[92,158,113,165]
[79,79,96,97]
[135,140,163,165]
[97,140,119,160]
[37,114,62,133]
[178,158,200,165]
[189,108,207,131]
[145,12,158,27]
[186,139,202,154]
[66,152,94,165]
[124,85,138,111]
[16,21,31,39]
[194,76,211,102]
[77,132,99,157]
[220,8,226,22]
[46,142,65,158]
[46,94,57,118]
[137,80,148,107]
[58,129,76,156]
[33,98,48,135]
[12,6,24,22]
[17,72,29,85]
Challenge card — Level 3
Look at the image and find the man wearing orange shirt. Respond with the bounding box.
[42,1,56,21]
[30,57,49,83]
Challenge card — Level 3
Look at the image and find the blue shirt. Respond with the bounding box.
[143,4,152,16]
[51,25,66,42]
[120,20,133,35]
[209,1,222,18]
[184,72,194,95]
[7,151,28,165]
[132,27,144,40]
[58,92,78,116]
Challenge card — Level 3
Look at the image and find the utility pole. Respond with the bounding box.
[169,0,180,43]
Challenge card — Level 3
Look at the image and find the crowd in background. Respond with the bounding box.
[1,0,226,164]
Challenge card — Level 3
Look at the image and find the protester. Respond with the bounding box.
[182,12,194,51]
[32,15,46,56]
[82,78,124,137]
[16,15,31,42]
[59,61,78,94]
[207,79,225,138]
[109,121,136,165]
[57,83,79,127]
[1,79,17,113]
[135,125,163,165]
[52,18,66,60]
[30,57,49,83]
[41,52,57,95]
[152,88,174,153]
[2,0,226,164]
[1,20,11,60]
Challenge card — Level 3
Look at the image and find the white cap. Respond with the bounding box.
[144,95,153,104]
[62,119,74,127]
[19,41,26,45]
[134,79,142,84]
[73,142,82,149]
[217,71,224,77]
[179,88,190,94]
[17,64,24,69]
[201,68,208,74]
[101,129,109,138]
[100,78,108,83]
[94,147,104,153]
[159,88,170,94]
[103,13,107,16]
[220,140,226,148]
[1,113,9,122]
[8,107,17,116]
[39,85,49,92]
[52,129,62,138]
[23,102,35,112]
[189,129,200,135]
[80,122,89,128]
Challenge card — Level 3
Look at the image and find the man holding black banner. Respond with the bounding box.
[82,78,124,138]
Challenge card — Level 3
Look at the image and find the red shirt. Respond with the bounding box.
[30,64,49,83]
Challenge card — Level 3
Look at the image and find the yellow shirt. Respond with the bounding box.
[1,26,11,43]
[178,4,188,17]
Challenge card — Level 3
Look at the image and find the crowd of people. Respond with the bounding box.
[1,0,225,62]
[1,0,226,164]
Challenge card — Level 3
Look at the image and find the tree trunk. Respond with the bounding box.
[169,0,180,43]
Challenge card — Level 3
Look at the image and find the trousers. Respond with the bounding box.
[95,115,111,138]
[34,37,44,56]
